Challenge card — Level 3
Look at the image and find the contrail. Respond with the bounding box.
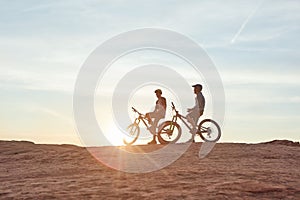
[231,0,264,44]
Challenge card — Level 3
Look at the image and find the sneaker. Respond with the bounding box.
[148,139,157,145]
[186,138,195,143]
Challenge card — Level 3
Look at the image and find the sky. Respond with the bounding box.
[0,0,299,146]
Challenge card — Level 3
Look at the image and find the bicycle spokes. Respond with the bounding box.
[129,126,137,136]
[198,119,221,142]
[201,127,212,137]
[162,127,173,136]
[157,121,182,144]
[123,123,140,145]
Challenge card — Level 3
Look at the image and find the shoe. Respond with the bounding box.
[186,138,195,143]
[148,139,157,145]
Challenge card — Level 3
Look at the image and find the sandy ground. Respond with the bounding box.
[0,140,299,199]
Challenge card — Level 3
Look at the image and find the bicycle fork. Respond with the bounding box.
[169,115,178,132]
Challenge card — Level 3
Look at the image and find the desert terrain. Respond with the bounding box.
[0,140,299,199]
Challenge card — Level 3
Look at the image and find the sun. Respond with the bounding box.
[103,124,126,146]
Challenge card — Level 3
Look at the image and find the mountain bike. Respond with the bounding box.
[123,107,171,145]
[157,102,221,144]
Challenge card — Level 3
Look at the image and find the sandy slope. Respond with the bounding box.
[0,140,299,199]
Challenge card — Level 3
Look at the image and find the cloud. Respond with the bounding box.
[0,68,76,93]
[222,70,300,86]
[35,106,73,125]
[290,96,300,103]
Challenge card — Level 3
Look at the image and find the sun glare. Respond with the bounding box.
[104,125,125,146]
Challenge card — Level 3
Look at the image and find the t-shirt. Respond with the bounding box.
[196,92,205,111]
[155,97,167,112]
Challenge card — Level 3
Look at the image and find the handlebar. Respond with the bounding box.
[132,107,142,116]
[132,107,137,112]
[171,102,178,113]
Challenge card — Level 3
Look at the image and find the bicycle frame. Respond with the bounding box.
[131,107,152,130]
[169,103,206,134]
[169,102,191,128]
[134,115,149,129]
[170,110,192,131]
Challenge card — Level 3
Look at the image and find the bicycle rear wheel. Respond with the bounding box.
[198,119,221,142]
[157,121,181,144]
[123,123,140,145]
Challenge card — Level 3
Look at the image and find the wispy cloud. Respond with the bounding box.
[0,68,76,93]
[222,70,300,86]
[34,106,73,125]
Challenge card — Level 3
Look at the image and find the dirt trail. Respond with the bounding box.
[0,140,299,199]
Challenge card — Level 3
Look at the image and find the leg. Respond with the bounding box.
[148,114,164,145]
[186,110,198,129]
[145,113,153,125]
[186,110,201,142]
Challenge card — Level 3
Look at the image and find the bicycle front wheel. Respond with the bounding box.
[123,123,140,145]
[198,119,221,142]
[157,121,181,144]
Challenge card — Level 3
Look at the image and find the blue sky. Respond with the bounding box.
[0,0,299,145]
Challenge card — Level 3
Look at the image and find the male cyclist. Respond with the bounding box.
[186,84,205,140]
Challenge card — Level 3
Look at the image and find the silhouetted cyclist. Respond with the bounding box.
[145,89,167,144]
[186,84,205,137]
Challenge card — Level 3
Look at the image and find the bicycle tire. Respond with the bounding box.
[123,123,140,145]
[198,119,221,142]
[157,121,181,144]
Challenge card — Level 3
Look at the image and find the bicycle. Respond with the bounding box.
[123,107,167,145]
[157,102,221,144]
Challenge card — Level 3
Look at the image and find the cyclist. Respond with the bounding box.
[145,89,167,144]
[186,84,205,137]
